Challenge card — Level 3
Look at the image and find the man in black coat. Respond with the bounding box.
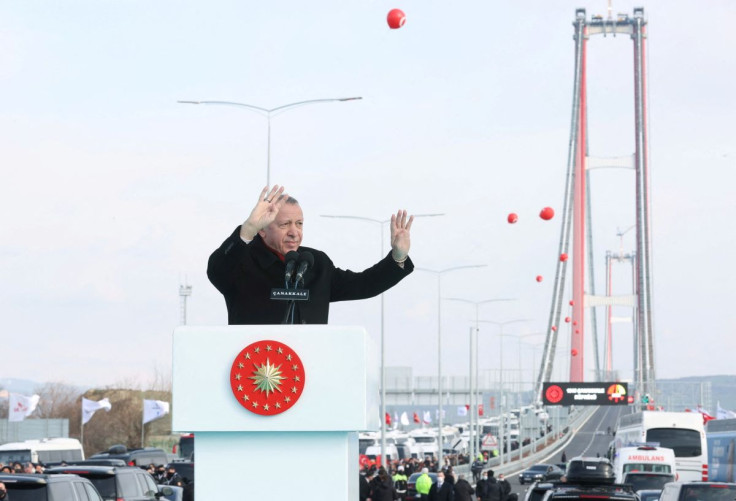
[453,474,474,501]
[208,185,415,324]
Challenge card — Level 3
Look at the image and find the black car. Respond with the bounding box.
[621,473,674,492]
[520,464,565,485]
[89,445,169,468]
[541,484,638,501]
[406,471,437,501]
[0,473,104,501]
[524,482,557,501]
[46,465,173,500]
[659,482,736,501]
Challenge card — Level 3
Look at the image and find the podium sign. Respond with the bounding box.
[172,326,379,500]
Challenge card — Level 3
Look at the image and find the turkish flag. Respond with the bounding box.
[385,412,392,426]
[478,404,484,416]
[413,412,420,423]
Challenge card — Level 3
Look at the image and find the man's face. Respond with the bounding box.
[437,472,444,483]
[259,203,303,255]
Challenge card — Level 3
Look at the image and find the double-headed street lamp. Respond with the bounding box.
[477,318,531,466]
[443,297,516,462]
[178,97,362,185]
[418,265,487,458]
[321,213,444,462]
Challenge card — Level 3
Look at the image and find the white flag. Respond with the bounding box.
[143,399,170,424]
[400,411,410,426]
[457,406,468,417]
[717,402,736,420]
[423,410,432,424]
[9,393,40,422]
[82,397,112,425]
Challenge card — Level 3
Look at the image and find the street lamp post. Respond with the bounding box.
[418,265,487,463]
[443,297,516,462]
[478,318,531,466]
[321,213,443,462]
[178,97,362,185]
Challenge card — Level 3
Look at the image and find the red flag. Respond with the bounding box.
[385,412,392,426]
[413,412,420,423]
[478,404,484,416]
[698,406,716,424]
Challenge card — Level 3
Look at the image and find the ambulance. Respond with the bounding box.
[612,444,677,484]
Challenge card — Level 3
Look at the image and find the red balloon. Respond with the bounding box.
[569,300,574,306]
[551,326,557,332]
[539,207,555,220]
[536,275,543,282]
[564,316,571,323]
[560,253,568,262]
[571,348,578,356]
[575,329,580,334]
[507,213,518,224]
[387,8,406,29]
[573,320,577,326]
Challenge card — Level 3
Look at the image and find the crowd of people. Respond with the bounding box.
[0,461,45,474]
[359,455,517,501]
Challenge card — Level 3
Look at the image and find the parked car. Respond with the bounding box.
[46,465,173,500]
[520,464,565,484]
[659,482,736,501]
[0,473,104,501]
[406,471,437,501]
[89,445,169,468]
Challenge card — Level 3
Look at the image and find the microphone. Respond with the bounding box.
[284,251,300,287]
[294,252,315,287]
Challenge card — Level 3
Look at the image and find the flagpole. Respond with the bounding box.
[80,398,84,452]
[141,400,145,448]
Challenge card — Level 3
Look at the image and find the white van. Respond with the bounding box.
[0,438,84,465]
[613,445,677,483]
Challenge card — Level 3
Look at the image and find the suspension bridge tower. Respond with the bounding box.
[535,7,656,402]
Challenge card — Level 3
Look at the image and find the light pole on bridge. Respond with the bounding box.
[178,97,362,185]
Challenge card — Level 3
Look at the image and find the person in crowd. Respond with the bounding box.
[392,464,408,500]
[429,469,455,501]
[498,473,511,501]
[0,466,10,474]
[146,464,156,476]
[454,473,474,501]
[476,471,489,501]
[369,466,397,501]
[416,467,433,501]
[0,482,7,500]
[154,465,167,483]
[34,464,44,474]
[471,456,484,484]
[561,450,567,463]
[163,465,183,487]
[208,185,415,325]
[484,470,502,501]
[11,464,21,474]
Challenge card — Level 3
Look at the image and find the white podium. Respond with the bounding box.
[172,325,379,500]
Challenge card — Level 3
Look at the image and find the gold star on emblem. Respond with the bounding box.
[237,385,243,392]
[277,347,283,354]
[291,386,298,393]
[292,364,299,371]
[286,354,292,361]
[294,376,300,382]
[235,374,242,380]
[266,345,272,351]
[284,396,291,403]
[252,401,259,408]
[238,362,244,369]
[249,358,286,396]
[264,404,270,410]
[243,394,249,401]
[245,352,251,360]
[276,402,281,409]
[254,347,260,353]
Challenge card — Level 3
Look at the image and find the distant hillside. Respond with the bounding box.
[657,375,736,413]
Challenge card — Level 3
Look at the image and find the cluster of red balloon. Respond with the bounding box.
[387,8,406,29]
[506,206,555,283]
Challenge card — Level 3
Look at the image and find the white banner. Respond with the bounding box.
[423,410,432,424]
[82,397,112,425]
[9,393,40,422]
[400,411,409,426]
[143,399,170,424]
[457,406,468,417]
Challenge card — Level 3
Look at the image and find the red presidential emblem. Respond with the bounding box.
[230,340,306,416]
[545,384,564,404]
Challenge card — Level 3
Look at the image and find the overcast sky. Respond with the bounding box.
[1,0,734,390]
